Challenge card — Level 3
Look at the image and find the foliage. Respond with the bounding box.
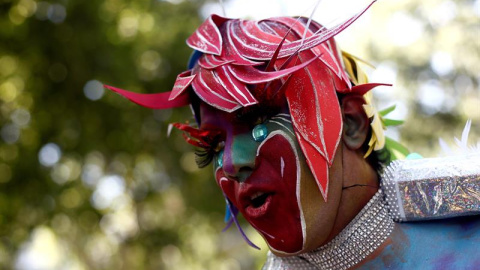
[0,0,265,269]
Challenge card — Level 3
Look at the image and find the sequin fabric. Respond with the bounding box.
[381,153,480,222]
[262,190,395,270]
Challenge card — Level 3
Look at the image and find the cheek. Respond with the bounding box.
[297,150,343,251]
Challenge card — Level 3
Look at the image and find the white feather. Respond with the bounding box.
[439,120,479,156]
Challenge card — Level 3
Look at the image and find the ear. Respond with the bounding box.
[341,95,369,150]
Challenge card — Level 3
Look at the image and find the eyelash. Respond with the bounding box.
[194,140,224,168]
[195,148,215,168]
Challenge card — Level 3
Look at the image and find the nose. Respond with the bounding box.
[221,132,256,182]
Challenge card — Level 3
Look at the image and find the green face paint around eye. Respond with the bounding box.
[217,149,224,168]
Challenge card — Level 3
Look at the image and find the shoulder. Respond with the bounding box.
[358,216,480,270]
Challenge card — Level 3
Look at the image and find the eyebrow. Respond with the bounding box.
[234,105,270,124]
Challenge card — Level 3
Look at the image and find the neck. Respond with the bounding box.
[300,190,394,270]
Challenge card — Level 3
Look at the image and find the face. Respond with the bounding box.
[199,102,344,256]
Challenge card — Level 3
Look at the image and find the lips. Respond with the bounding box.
[240,186,277,218]
[244,192,273,218]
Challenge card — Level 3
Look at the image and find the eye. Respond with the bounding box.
[194,140,225,168]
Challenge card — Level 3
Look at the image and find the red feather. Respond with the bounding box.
[104,85,189,109]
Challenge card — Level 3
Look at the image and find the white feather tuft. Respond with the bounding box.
[439,120,479,156]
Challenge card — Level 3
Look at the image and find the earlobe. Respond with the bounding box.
[341,95,369,150]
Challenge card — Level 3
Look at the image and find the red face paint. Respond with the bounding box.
[216,132,304,253]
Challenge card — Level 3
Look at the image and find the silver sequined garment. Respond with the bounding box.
[381,153,480,222]
[262,190,395,270]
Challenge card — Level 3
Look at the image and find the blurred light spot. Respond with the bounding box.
[51,214,71,235]
[180,152,200,173]
[14,226,62,270]
[100,205,138,242]
[11,76,25,92]
[0,163,12,183]
[454,75,473,93]
[418,80,445,115]
[82,152,106,186]
[59,188,82,208]
[38,143,62,167]
[430,1,457,26]
[218,258,241,270]
[47,4,66,24]
[118,10,139,38]
[81,164,103,187]
[371,62,397,100]
[385,127,400,141]
[162,0,185,4]
[0,55,18,76]
[9,6,27,25]
[151,172,171,192]
[475,0,480,16]
[11,108,31,127]
[138,203,163,230]
[35,1,49,20]
[48,63,68,82]
[85,234,114,266]
[51,163,71,184]
[161,245,182,267]
[140,50,161,71]
[91,175,125,210]
[18,0,37,17]
[387,12,424,47]
[0,81,18,102]
[430,51,453,76]
[83,80,105,101]
[1,124,20,144]
[65,158,82,181]
[387,101,408,120]
[139,14,154,33]
[462,95,480,120]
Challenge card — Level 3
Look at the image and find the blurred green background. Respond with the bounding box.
[0,0,478,269]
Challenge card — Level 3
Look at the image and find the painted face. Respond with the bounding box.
[199,102,344,255]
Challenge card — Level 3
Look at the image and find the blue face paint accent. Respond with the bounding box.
[217,149,224,168]
[224,203,232,223]
[252,123,268,142]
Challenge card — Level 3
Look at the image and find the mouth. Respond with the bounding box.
[244,192,274,218]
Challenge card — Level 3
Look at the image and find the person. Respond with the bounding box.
[105,4,480,269]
